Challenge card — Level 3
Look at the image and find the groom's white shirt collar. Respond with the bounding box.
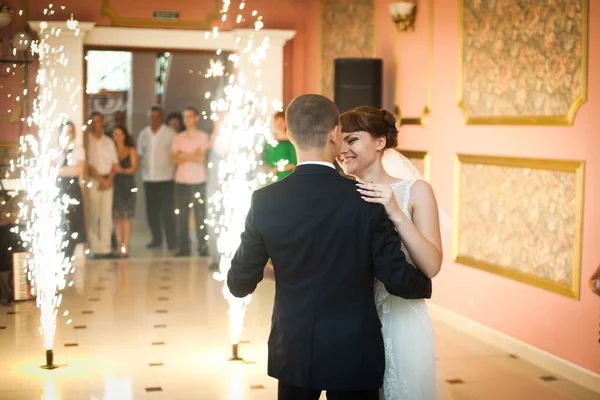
[297,161,336,170]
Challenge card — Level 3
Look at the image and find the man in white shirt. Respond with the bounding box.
[87,112,118,258]
[137,106,177,250]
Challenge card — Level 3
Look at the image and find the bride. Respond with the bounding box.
[338,106,450,400]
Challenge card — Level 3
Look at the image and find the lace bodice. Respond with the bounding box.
[390,179,416,222]
[374,179,417,309]
[390,179,415,259]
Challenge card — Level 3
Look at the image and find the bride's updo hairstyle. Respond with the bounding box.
[340,106,399,149]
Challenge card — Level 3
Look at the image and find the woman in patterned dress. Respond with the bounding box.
[112,125,138,257]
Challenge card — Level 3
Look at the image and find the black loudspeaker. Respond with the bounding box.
[334,58,383,113]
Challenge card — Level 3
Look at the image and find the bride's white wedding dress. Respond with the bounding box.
[374,179,445,400]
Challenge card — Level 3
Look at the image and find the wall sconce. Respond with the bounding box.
[10,32,31,52]
[388,1,417,32]
[0,3,12,29]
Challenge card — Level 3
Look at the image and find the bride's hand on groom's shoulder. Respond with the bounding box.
[356,182,403,220]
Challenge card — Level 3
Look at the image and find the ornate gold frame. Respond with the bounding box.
[0,141,19,163]
[0,141,19,149]
[454,154,585,299]
[398,149,430,181]
[101,0,220,29]
[317,0,377,96]
[0,104,25,123]
[457,0,589,125]
[393,0,433,126]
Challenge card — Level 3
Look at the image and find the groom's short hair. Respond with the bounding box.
[286,94,340,150]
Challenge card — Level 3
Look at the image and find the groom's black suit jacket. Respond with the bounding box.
[227,164,431,391]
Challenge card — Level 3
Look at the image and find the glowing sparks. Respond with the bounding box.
[200,1,278,350]
[205,1,277,349]
[15,15,81,352]
[205,59,225,78]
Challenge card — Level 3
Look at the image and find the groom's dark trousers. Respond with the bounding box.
[227,164,431,399]
[278,382,378,400]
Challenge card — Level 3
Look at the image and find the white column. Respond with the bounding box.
[234,29,295,106]
[28,21,95,146]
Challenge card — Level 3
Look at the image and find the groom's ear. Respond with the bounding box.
[329,125,341,144]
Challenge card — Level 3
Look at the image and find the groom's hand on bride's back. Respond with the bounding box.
[370,203,432,299]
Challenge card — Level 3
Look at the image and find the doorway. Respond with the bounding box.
[84,47,232,258]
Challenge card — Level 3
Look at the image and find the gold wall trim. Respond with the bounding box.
[0,142,19,166]
[317,0,323,95]
[393,0,433,126]
[371,0,377,59]
[101,0,220,29]
[457,0,589,126]
[398,149,430,180]
[454,154,585,299]
[0,105,25,123]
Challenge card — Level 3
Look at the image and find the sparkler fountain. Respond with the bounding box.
[207,1,279,362]
[15,13,81,369]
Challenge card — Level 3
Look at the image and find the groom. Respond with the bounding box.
[227,94,431,400]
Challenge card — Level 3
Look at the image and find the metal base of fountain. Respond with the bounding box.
[228,343,243,361]
[40,349,63,370]
[228,343,256,364]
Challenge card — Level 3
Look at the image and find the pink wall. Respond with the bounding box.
[373,0,600,375]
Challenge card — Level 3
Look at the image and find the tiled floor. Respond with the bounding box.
[1,254,598,399]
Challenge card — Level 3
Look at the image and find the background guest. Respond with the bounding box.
[112,125,139,257]
[171,107,210,257]
[206,112,229,270]
[86,112,118,259]
[262,110,297,182]
[137,106,178,250]
[57,121,87,261]
[166,112,185,133]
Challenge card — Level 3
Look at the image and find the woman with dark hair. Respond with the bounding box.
[57,121,87,261]
[112,125,139,257]
[166,112,184,133]
[339,106,450,400]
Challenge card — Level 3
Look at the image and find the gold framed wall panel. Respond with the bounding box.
[394,0,433,126]
[454,154,584,299]
[318,0,377,99]
[0,142,19,163]
[457,0,588,125]
[0,104,25,123]
[0,64,28,123]
[101,0,220,29]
